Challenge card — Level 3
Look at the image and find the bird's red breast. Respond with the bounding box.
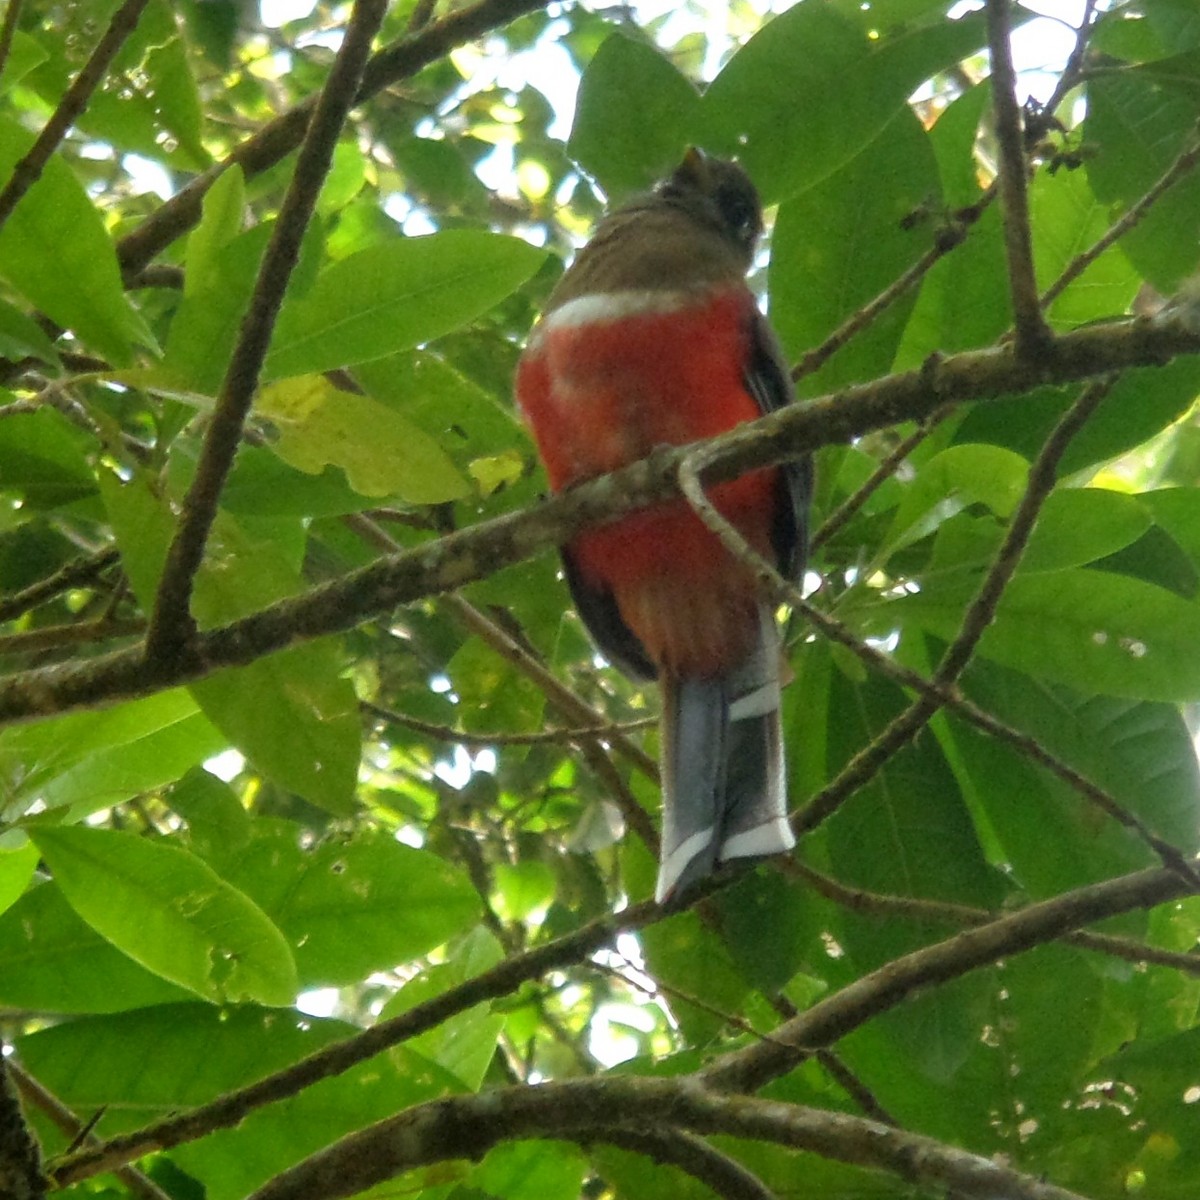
[516,283,780,676]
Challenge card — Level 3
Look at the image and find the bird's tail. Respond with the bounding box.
[656,605,795,904]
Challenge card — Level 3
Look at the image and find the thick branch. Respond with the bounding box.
[987,0,1051,358]
[0,1055,44,1200]
[243,1077,1087,1200]
[1,315,1199,725]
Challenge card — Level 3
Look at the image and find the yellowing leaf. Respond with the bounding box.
[259,376,469,503]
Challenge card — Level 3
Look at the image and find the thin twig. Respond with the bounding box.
[364,700,654,747]
[1024,0,1098,142]
[986,0,1052,359]
[0,547,120,624]
[144,0,390,661]
[795,859,1200,978]
[1041,131,1200,310]
[810,405,953,552]
[814,1050,898,1126]
[0,616,143,657]
[792,189,997,385]
[0,0,151,232]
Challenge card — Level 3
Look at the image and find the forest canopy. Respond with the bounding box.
[3,1,1200,1199]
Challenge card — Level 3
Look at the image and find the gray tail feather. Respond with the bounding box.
[655,606,795,904]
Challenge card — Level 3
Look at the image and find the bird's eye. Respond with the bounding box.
[717,187,760,245]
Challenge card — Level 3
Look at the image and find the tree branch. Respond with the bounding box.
[700,862,1194,1093]
[143,0,390,661]
[4,314,1200,726]
[0,1054,45,1200]
[8,1062,170,1200]
[986,0,1051,358]
[242,1076,1089,1200]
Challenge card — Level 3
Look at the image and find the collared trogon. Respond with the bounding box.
[516,149,812,903]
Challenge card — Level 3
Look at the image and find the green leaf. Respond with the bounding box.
[191,645,360,815]
[493,860,555,923]
[822,666,1003,1079]
[0,295,61,364]
[881,569,1200,701]
[101,473,361,813]
[1086,68,1200,292]
[926,488,1155,579]
[1031,163,1141,329]
[704,6,997,202]
[204,824,481,987]
[29,826,298,1005]
[954,357,1200,477]
[568,33,700,199]
[0,839,37,917]
[162,220,271,394]
[885,443,1030,559]
[186,165,246,299]
[0,688,226,822]
[639,909,751,1043]
[263,232,547,380]
[381,925,505,1089]
[0,408,95,510]
[473,1142,587,1200]
[258,375,470,503]
[0,31,49,95]
[0,116,148,363]
[770,104,940,392]
[0,881,193,1013]
[16,1003,459,1199]
[895,201,1011,363]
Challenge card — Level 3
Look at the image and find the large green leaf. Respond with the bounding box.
[879,569,1200,701]
[1031,164,1141,329]
[0,881,192,1012]
[771,104,940,392]
[380,925,505,1090]
[199,822,481,987]
[15,1002,461,1200]
[704,4,999,202]
[0,116,148,363]
[1086,67,1200,292]
[29,826,298,1005]
[101,473,361,813]
[0,408,96,510]
[954,357,1200,477]
[568,33,700,200]
[258,374,470,503]
[262,231,546,380]
[0,688,226,822]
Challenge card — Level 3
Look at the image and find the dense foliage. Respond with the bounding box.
[3,0,1200,1198]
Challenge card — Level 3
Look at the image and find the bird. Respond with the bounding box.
[516,149,812,904]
